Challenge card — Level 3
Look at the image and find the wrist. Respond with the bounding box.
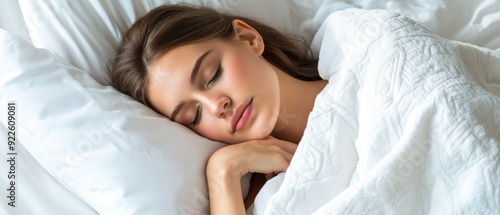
[207,164,241,184]
[207,157,242,179]
[207,149,247,178]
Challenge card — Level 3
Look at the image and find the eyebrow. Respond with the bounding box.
[171,49,212,121]
[190,49,213,85]
[171,101,185,121]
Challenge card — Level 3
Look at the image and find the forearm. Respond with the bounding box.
[207,170,246,215]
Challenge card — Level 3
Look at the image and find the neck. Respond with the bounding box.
[271,67,327,144]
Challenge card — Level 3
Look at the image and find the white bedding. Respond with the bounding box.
[1,0,500,214]
[255,8,500,214]
[0,124,97,215]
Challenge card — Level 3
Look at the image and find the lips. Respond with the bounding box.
[231,98,253,132]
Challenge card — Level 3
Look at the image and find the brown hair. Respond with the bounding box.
[108,4,320,109]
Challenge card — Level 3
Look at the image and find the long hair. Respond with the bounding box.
[108,4,320,109]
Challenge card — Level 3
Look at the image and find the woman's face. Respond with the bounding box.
[146,33,280,144]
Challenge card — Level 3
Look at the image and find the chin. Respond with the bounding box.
[225,126,272,144]
[250,128,271,140]
[249,118,276,140]
[236,106,279,142]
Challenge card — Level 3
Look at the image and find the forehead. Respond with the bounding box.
[148,39,224,81]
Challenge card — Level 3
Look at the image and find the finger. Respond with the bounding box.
[261,144,293,163]
[280,150,293,163]
[250,152,291,174]
[246,157,287,175]
[282,142,298,155]
[271,142,297,161]
[271,155,291,173]
[251,136,298,155]
[269,138,298,155]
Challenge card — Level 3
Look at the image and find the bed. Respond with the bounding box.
[0,0,499,214]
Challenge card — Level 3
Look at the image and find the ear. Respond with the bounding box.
[232,19,264,55]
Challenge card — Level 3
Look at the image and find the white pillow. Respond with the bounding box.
[0,28,249,214]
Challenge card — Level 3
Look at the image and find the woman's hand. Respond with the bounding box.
[205,136,297,214]
[206,136,297,178]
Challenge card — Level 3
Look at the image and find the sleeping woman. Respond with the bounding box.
[109,3,500,214]
[109,4,324,214]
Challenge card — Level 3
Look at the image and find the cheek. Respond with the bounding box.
[194,117,229,142]
[225,56,250,85]
[223,51,265,91]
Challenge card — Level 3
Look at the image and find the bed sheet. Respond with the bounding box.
[255,6,500,215]
[299,0,500,52]
[0,3,89,214]
[0,124,97,215]
[0,0,30,43]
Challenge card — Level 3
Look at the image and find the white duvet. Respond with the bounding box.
[255,8,500,215]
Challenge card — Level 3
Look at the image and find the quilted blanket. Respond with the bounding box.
[255,8,500,215]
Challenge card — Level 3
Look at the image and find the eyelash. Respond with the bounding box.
[207,63,222,88]
[192,63,222,127]
[191,105,201,126]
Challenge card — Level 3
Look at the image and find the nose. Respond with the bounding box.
[199,95,231,119]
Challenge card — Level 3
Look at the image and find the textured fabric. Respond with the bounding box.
[258,8,500,214]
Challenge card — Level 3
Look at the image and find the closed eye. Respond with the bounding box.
[192,61,221,127]
[191,105,201,127]
[207,63,222,88]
